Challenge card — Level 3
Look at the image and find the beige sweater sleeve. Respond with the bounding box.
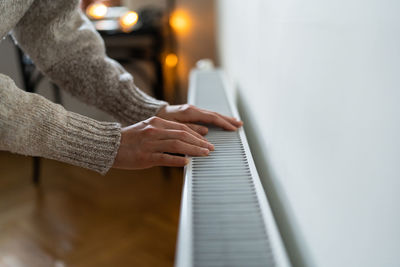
[0,0,169,174]
[0,74,121,174]
[12,0,168,125]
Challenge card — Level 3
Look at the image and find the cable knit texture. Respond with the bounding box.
[0,0,168,173]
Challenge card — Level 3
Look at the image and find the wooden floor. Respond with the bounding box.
[0,151,183,267]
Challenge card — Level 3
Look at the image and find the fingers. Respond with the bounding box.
[159,129,214,151]
[156,118,207,141]
[152,140,210,157]
[191,111,237,131]
[186,123,209,135]
[180,106,242,131]
[201,110,243,129]
[156,104,243,132]
[218,113,243,128]
[151,153,189,167]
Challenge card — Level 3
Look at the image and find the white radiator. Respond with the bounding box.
[175,66,291,267]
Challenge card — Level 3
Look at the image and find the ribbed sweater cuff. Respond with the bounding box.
[43,107,122,175]
[0,73,121,175]
[111,80,168,125]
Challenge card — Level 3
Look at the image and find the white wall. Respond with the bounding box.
[217,1,400,267]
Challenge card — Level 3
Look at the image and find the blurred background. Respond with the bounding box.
[2,0,400,267]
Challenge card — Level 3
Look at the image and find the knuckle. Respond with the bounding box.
[148,116,160,124]
[178,131,188,139]
[143,126,157,136]
[163,154,171,162]
[159,153,171,165]
[181,104,195,112]
[178,123,187,130]
[183,124,192,131]
[156,153,165,162]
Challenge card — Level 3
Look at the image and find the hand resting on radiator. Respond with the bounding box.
[112,104,243,169]
[157,104,243,132]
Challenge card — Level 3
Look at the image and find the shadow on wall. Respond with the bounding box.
[236,88,314,267]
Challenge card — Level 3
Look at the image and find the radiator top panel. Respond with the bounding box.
[193,71,232,116]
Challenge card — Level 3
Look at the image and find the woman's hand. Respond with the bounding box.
[113,105,243,170]
[156,104,243,135]
[112,116,215,169]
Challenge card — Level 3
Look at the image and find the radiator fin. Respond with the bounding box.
[192,129,275,267]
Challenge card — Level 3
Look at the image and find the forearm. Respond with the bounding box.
[45,49,167,125]
[12,0,167,125]
[0,74,121,174]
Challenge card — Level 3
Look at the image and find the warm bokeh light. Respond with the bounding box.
[119,11,139,32]
[165,53,178,68]
[169,10,191,34]
[86,2,108,19]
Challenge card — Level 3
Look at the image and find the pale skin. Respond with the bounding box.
[112,104,243,170]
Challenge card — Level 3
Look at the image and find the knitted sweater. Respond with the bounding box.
[0,0,168,174]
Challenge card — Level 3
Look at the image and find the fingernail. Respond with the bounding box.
[202,148,210,155]
[185,158,190,165]
[208,143,215,151]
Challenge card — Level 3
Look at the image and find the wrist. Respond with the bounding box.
[156,105,169,118]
